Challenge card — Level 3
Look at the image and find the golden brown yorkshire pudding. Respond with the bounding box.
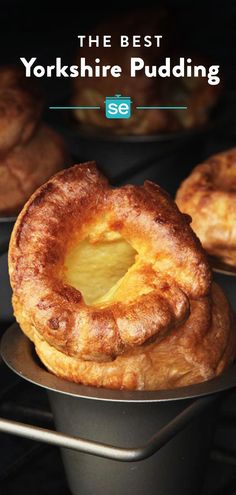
[0,66,68,217]
[0,66,43,154]
[9,164,235,390]
[32,283,235,390]
[0,125,69,216]
[176,148,236,267]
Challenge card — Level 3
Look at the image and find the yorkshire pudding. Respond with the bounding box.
[0,65,42,154]
[0,125,68,216]
[9,164,235,390]
[0,65,69,217]
[176,148,236,267]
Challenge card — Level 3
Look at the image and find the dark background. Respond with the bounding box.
[0,0,235,103]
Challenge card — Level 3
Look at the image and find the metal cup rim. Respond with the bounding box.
[1,324,236,403]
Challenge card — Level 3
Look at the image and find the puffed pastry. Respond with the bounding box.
[9,163,235,390]
[176,148,236,267]
[0,65,68,216]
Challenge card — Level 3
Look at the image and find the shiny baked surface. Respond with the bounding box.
[176,148,236,267]
[9,163,235,389]
[33,283,236,390]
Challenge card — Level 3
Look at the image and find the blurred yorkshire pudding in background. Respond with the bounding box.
[0,65,69,217]
[0,65,43,154]
[176,148,236,267]
[0,125,69,216]
[9,163,235,390]
[72,9,221,135]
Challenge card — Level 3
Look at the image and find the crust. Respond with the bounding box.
[176,148,236,266]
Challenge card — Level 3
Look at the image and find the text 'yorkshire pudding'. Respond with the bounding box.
[72,9,220,135]
[9,163,235,390]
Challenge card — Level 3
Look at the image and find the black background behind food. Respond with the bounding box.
[0,0,235,102]
[1,1,236,495]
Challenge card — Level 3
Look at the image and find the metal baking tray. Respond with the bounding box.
[1,324,236,495]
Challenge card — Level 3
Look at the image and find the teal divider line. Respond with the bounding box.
[136,106,188,110]
[49,106,101,110]
[49,105,187,110]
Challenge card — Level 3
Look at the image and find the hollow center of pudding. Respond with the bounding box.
[64,235,137,305]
